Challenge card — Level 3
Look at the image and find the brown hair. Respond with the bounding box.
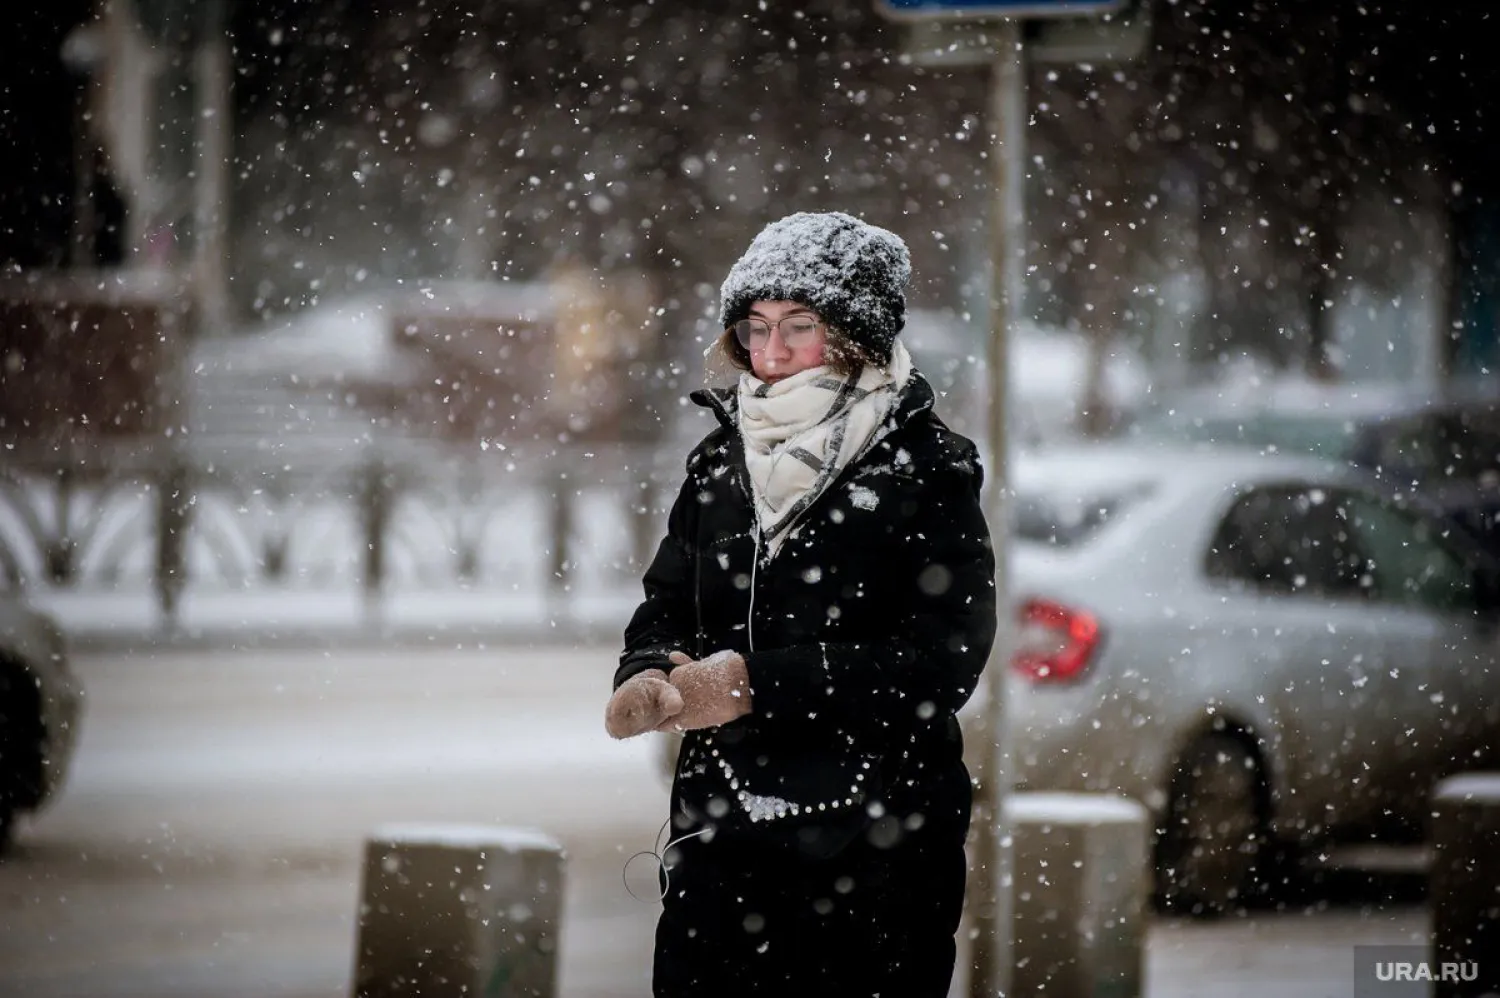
[713,324,871,379]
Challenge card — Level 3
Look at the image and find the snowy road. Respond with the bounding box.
[0,646,1426,998]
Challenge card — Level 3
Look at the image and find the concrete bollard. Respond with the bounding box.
[352,824,565,998]
[1005,792,1150,998]
[1430,773,1500,998]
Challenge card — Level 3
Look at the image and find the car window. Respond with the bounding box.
[1132,410,1262,448]
[1205,486,1367,598]
[1132,411,1257,446]
[1134,409,1358,461]
[1013,484,1151,549]
[1251,414,1362,460]
[1366,410,1500,483]
[1339,492,1478,614]
[1438,411,1500,480]
[1366,414,1453,480]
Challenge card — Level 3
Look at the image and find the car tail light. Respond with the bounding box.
[1011,598,1101,683]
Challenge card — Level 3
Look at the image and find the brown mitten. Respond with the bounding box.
[656,650,752,732]
[605,668,683,739]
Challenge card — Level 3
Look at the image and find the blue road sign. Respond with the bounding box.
[876,0,1128,19]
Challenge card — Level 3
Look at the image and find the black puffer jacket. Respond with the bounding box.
[617,371,997,857]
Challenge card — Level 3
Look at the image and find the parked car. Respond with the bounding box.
[0,591,82,852]
[1000,444,1500,914]
[1126,379,1500,554]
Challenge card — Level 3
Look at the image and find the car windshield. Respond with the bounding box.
[1013,484,1152,549]
[1132,409,1360,461]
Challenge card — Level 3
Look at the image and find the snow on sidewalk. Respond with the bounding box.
[33,585,644,649]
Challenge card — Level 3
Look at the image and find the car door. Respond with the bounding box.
[1203,484,1395,838]
[1339,491,1500,783]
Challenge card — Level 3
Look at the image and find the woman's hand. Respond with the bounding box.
[656,650,752,732]
[604,668,683,739]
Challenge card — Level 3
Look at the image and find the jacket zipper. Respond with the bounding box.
[748,524,760,653]
[692,489,705,660]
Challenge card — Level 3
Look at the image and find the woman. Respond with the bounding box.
[605,211,997,998]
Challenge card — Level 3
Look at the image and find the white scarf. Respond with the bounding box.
[737,341,913,557]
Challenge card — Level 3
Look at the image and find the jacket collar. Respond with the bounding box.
[690,385,738,427]
[690,367,936,432]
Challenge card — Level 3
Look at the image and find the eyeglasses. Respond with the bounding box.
[732,315,825,350]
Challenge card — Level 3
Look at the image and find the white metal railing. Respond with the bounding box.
[0,436,682,628]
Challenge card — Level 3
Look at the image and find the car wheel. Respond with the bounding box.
[0,717,17,856]
[1154,733,1267,916]
[0,663,40,857]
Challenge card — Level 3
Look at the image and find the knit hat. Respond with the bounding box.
[718,211,911,366]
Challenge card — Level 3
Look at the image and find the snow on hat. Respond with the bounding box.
[718,211,911,366]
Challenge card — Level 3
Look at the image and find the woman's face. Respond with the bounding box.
[737,300,829,384]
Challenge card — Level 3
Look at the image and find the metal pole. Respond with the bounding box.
[969,18,1025,998]
[155,457,191,630]
[359,457,392,620]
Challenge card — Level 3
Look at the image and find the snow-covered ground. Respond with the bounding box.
[0,645,667,998]
[35,586,643,648]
